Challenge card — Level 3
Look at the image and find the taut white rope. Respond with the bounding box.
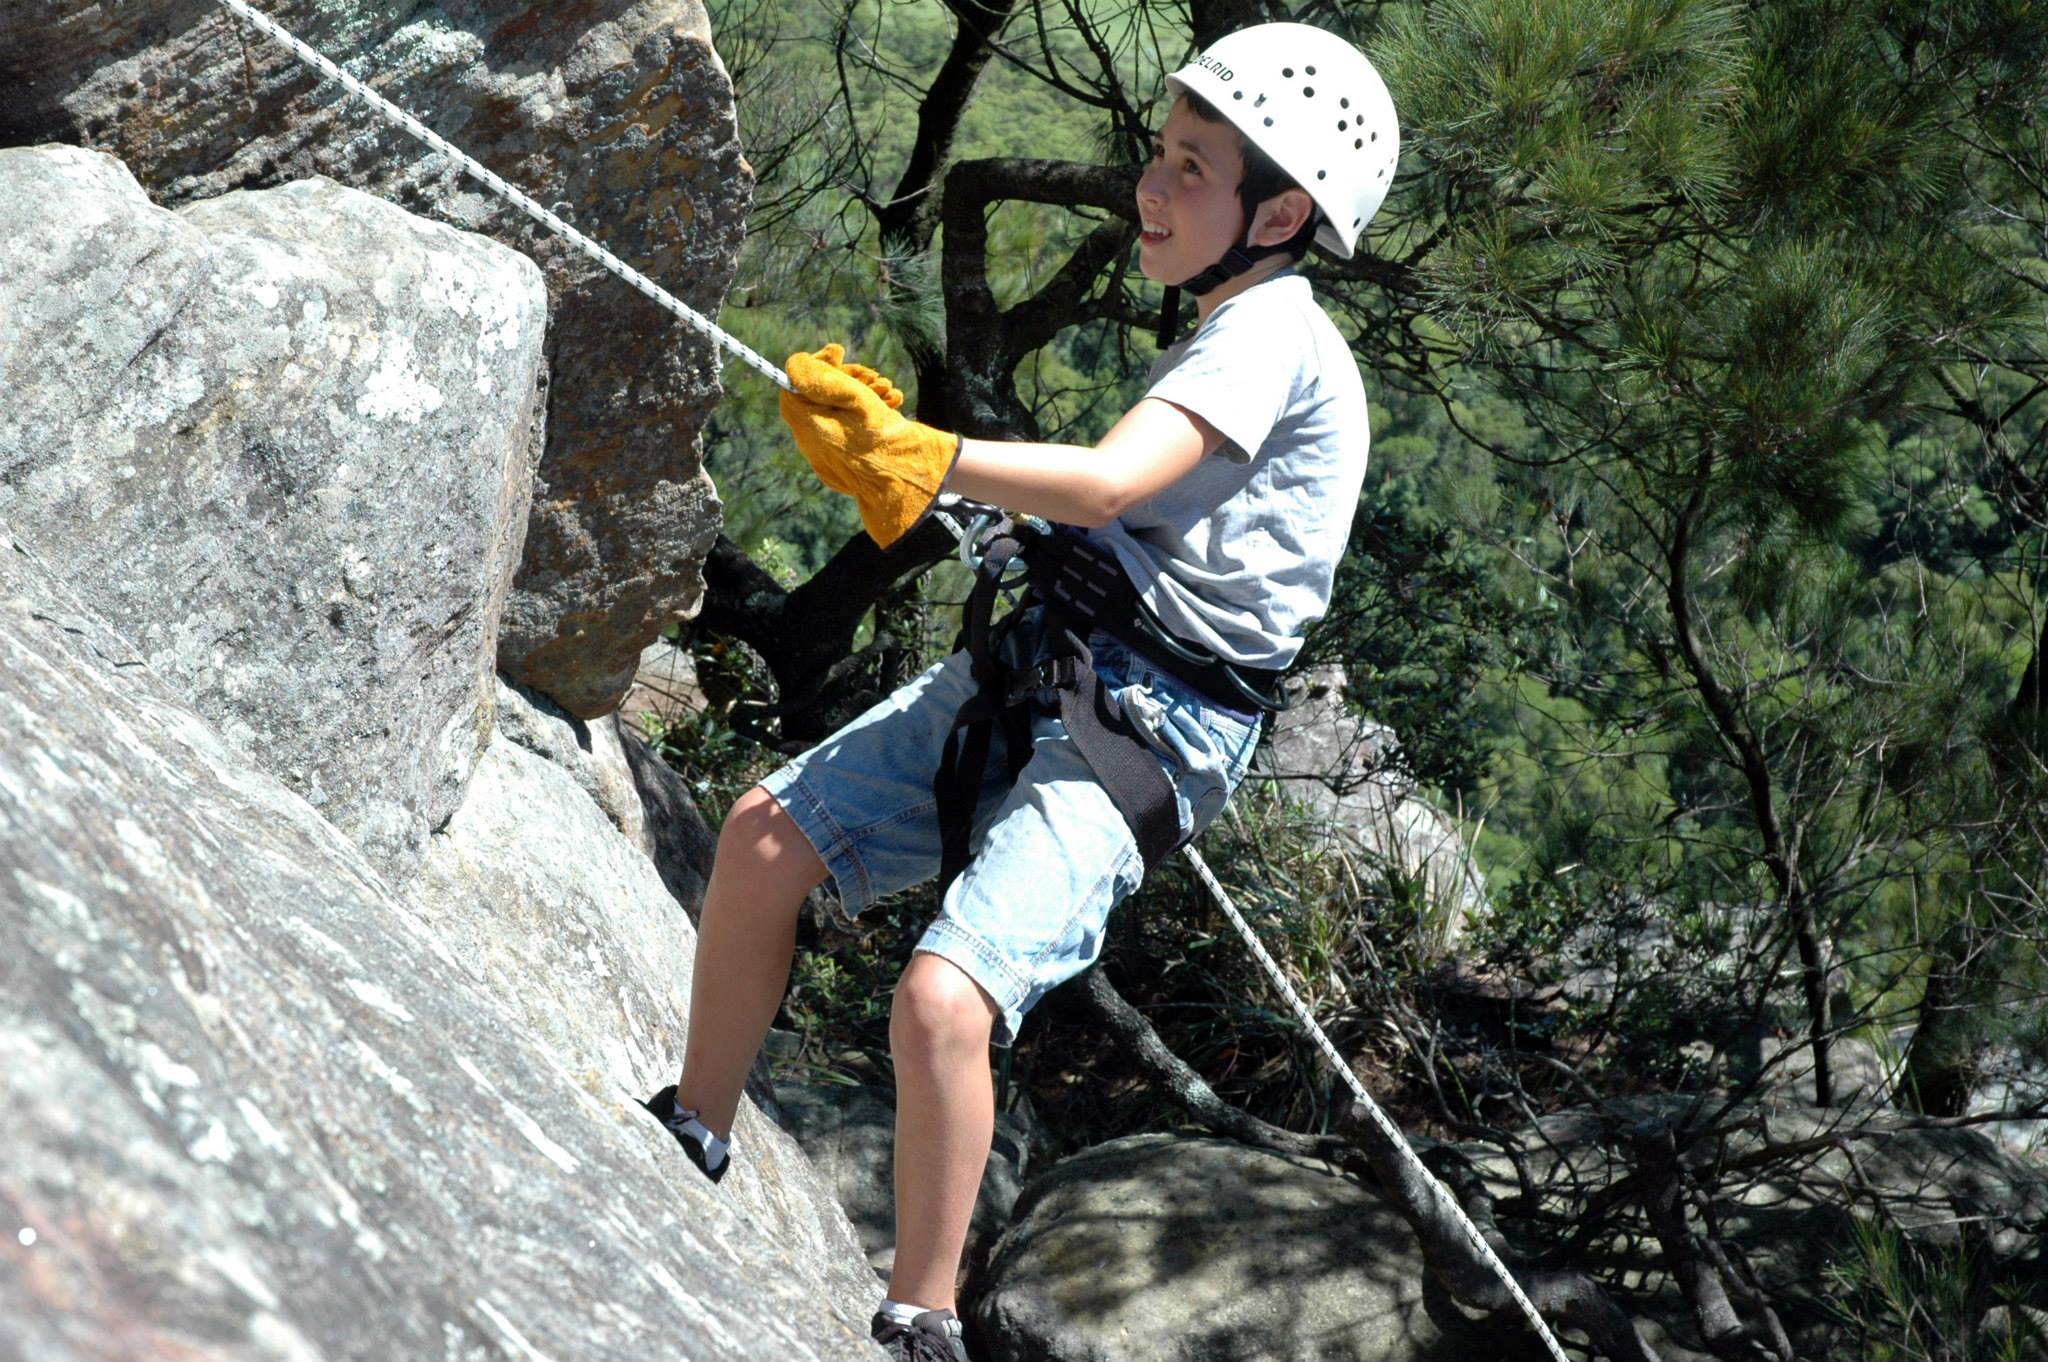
[1181,845,1572,1362]
[212,0,794,394]
[214,3,1571,1354]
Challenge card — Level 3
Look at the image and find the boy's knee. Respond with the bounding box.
[891,955,997,1054]
[719,785,793,860]
[708,785,828,902]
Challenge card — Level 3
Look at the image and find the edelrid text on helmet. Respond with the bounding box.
[1165,23,1400,260]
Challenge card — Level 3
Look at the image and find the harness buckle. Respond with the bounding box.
[1005,654,1081,702]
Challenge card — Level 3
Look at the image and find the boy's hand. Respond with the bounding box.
[780,344,959,549]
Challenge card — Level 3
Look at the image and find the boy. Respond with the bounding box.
[645,23,1398,1361]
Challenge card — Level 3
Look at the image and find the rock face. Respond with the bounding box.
[1,138,883,1358]
[619,713,723,921]
[0,0,751,718]
[412,682,878,1311]
[971,1135,1517,1362]
[1256,665,1486,953]
[1751,1033,1895,1109]
[492,675,657,855]
[0,527,883,1361]
[1968,1046,2048,1158]
[0,145,544,885]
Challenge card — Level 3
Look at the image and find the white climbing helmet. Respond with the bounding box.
[1164,23,1399,259]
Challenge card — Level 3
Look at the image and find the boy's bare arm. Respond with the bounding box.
[778,345,1222,541]
[949,398,1221,528]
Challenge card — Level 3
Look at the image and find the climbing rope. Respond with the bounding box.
[1183,847,1572,1362]
[212,0,794,394]
[211,5,1573,1358]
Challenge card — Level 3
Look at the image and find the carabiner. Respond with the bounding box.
[958,511,996,571]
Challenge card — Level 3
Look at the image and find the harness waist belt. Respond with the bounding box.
[1026,531,1284,719]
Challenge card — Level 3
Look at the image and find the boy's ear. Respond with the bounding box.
[1249,187,1317,249]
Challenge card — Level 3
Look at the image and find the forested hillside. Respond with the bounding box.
[650,2,2048,1355]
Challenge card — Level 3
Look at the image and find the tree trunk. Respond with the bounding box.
[1895,931,1981,1117]
[694,523,953,743]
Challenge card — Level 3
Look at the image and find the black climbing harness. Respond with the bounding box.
[932,516,1288,895]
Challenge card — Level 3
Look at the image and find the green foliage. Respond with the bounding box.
[639,690,780,816]
[1382,0,1745,334]
[1384,0,2048,1066]
[1823,1219,2047,1362]
[1306,477,1513,798]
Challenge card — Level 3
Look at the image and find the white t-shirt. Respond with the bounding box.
[1089,271,1370,670]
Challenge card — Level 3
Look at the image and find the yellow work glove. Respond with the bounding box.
[780,343,960,550]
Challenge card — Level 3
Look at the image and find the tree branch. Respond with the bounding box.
[1663,440,1835,1105]
[695,522,955,742]
[935,157,1139,432]
[875,0,1026,255]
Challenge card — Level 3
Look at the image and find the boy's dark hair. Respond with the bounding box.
[1182,91,1321,259]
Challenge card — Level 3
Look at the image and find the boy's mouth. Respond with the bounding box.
[1139,217,1171,244]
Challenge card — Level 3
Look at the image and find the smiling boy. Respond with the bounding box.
[642,23,1398,1361]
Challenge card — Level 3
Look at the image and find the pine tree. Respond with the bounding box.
[1374,0,2048,1108]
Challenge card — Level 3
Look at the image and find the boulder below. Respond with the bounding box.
[971,1134,1530,1362]
[775,1080,1027,1280]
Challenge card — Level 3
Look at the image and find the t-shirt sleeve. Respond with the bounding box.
[1142,294,1303,465]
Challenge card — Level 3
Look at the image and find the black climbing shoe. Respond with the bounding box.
[640,1084,728,1185]
[869,1308,970,1362]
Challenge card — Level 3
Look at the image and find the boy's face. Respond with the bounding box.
[1136,97,1250,286]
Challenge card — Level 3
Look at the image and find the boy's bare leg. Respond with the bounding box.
[886,950,1000,1312]
[675,785,828,1139]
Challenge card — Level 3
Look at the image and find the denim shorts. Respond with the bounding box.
[760,607,1261,1045]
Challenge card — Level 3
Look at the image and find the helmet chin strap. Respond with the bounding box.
[1155,198,1298,347]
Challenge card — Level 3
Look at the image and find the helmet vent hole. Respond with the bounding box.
[1306,66,1316,75]
[1340,97,1351,109]
[1317,170,1327,180]
[1304,86,1315,97]
[1370,131,1378,141]
[1263,116,1274,126]
[1233,90,1244,100]
[1354,138,1363,149]
[1339,120,1348,130]
[1282,67,1294,77]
